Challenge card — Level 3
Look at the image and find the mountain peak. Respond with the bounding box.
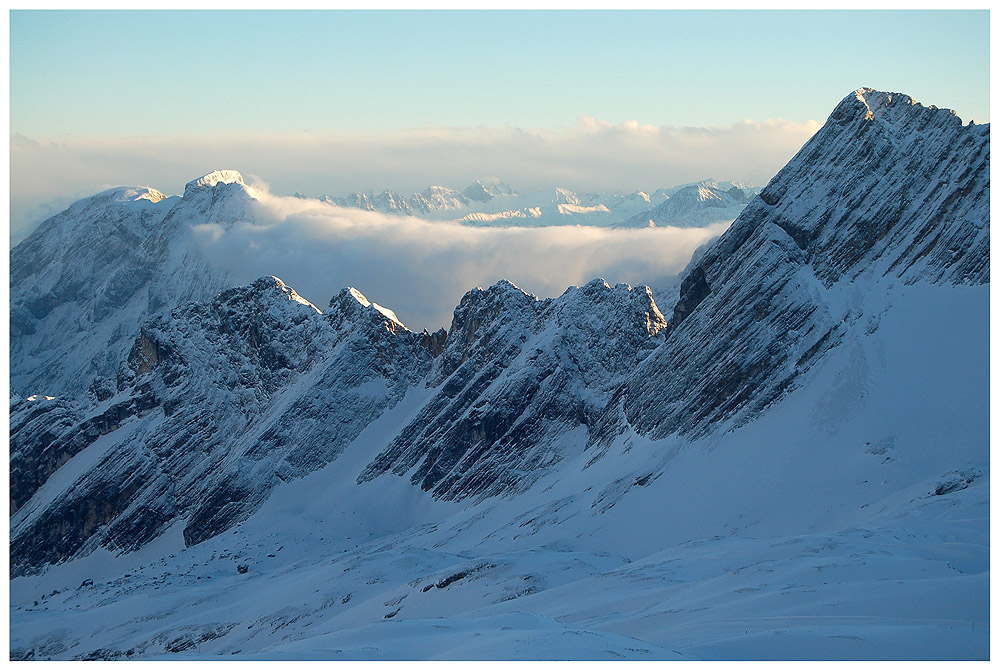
[462,179,517,203]
[830,87,965,128]
[183,170,256,199]
[103,185,169,204]
[227,276,321,314]
[329,286,405,329]
[462,181,494,203]
[57,185,170,217]
[854,87,918,118]
[187,169,246,189]
[478,278,532,301]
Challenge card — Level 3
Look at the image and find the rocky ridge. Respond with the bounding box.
[609,88,989,442]
[11,277,435,571]
[358,278,668,500]
[9,89,989,576]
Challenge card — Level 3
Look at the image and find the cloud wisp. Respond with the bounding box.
[194,191,730,331]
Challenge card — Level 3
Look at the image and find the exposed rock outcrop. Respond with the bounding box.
[10,277,433,573]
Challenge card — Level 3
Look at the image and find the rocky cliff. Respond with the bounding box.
[11,277,434,572]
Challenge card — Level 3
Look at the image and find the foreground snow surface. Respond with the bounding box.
[10,281,988,660]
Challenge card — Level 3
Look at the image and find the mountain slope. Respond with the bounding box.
[358,278,667,500]
[9,88,989,660]
[610,88,988,443]
[10,276,988,660]
[11,277,435,572]
[9,171,262,399]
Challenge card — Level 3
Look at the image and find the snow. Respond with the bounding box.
[345,286,370,306]
[309,178,755,229]
[341,287,401,325]
[271,276,322,313]
[185,169,246,190]
[181,169,264,203]
[459,210,529,223]
[556,203,611,216]
[371,303,402,325]
[8,89,988,661]
[9,277,988,660]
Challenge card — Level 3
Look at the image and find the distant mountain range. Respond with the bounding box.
[298,178,759,228]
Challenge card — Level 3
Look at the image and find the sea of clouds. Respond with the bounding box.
[191,188,730,330]
[11,116,820,328]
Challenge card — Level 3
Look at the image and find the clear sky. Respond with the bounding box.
[10,9,990,136]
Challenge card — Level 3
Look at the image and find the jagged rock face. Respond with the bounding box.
[10,277,434,575]
[755,89,989,286]
[10,397,89,516]
[604,88,990,441]
[420,328,448,358]
[358,279,667,500]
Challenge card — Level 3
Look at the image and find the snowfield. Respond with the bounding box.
[10,280,988,660]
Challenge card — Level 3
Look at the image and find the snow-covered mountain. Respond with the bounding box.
[11,277,437,568]
[306,178,755,228]
[9,171,261,399]
[311,181,519,217]
[9,89,989,660]
[615,181,756,228]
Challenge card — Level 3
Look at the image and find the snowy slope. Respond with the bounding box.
[9,171,261,399]
[10,280,988,660]
[9,89,989,660]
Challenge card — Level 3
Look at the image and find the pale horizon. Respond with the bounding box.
[9,10,990,242]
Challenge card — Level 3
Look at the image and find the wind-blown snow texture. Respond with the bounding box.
[9,89,989,660]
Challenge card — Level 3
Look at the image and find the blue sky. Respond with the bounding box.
[10,10,989,136]
[8,10,991,242]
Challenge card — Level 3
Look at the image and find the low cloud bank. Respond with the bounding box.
[10,116,819,243]
[196,192,730,331]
